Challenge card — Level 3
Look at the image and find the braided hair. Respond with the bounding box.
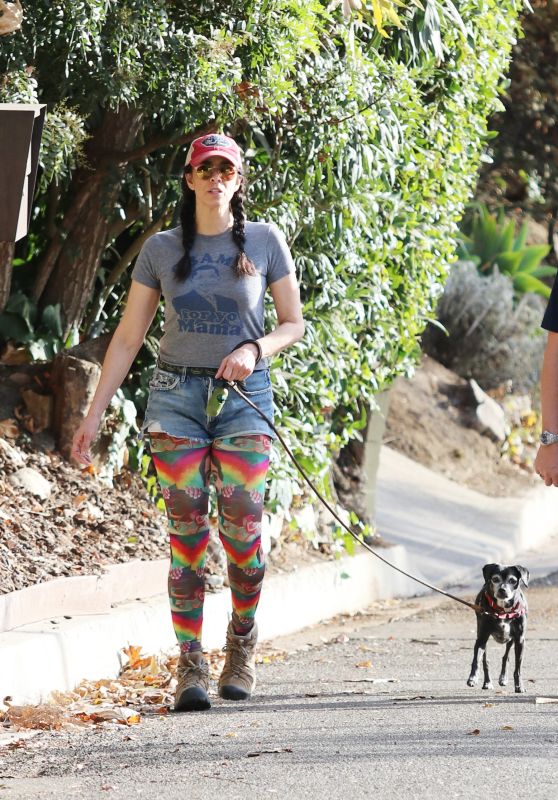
[175,168,256,281]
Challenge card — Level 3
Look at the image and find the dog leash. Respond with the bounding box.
[225,380,482,614]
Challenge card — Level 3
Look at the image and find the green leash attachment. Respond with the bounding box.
[206,385,229,418]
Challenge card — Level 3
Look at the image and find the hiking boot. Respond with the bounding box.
[218,621,258,701]
[174,650,211,712]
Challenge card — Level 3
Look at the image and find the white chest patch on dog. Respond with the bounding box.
[493,621,512,644]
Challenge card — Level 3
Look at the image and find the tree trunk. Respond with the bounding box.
[0,240,15,311]
[51,334,112,460]
[334,403,372,524]
[37,106,143,336]
[333,391,391,527]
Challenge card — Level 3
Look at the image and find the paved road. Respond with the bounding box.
[2,575,557,800]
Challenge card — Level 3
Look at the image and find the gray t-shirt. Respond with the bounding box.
[131,221,295,369]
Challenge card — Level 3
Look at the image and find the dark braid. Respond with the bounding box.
[230,183,256,277]
[174,168,256,281]
[174,170,197,281]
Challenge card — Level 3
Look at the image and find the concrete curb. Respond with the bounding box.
[0,560,169,633]
[0,545,415,705]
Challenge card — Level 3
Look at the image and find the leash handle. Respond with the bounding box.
[227,380,482,615]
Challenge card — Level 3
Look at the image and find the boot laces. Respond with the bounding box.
[177,658,208,683]
[224,642,253,679]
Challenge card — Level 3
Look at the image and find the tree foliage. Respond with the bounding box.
[0,0,525,510]
[477,0,558,217]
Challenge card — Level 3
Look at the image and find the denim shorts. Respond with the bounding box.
[141,366,275,442]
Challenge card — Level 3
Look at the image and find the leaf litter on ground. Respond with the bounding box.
[0,643,287,738]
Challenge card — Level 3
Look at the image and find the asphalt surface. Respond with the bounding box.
[2,578,557,800]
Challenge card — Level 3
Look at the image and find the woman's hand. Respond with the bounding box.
[71,414,102,467]
[535,444,558,487]
[215,344,259,381]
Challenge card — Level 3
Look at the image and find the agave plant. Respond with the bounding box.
[458,205,556,298]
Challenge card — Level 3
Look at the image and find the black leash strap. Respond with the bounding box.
[227,380,481,614]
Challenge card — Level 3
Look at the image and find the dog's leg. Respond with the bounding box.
[467,633,489,687]
[482,648,493,690]
[513,639,525,693]
[467,641,481,686]
[499,640,513,686]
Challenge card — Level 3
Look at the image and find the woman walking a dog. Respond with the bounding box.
[71,133,304,711]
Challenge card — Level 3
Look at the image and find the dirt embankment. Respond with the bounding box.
[384,356,537,498]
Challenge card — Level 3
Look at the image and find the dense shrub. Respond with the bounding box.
[422,261,546,392]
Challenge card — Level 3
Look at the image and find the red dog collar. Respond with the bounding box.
[484,592,525,619]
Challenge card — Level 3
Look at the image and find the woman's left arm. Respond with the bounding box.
[215,273,304,380]
[259,272,305,357]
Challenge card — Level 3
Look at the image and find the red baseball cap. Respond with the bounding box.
[185,134,243,171]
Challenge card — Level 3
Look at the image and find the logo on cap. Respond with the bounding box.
[201,134,230,148]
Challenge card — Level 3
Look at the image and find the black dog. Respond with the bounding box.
[467,563,529,693]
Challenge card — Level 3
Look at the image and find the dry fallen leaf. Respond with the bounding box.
[75,707,141,725]
[467,729,481,736]
[7,739,28,750]
[483,703,494,708]
[142,693,165,705]
[6,704,66,731]
[356,661,373,668]
[501,725,514,731]
[122,645,144,669]
[0,418,19,439]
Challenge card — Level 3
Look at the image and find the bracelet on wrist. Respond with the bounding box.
[231,338,263,365]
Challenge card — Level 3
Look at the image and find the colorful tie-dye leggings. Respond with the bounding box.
[148,433,271,654]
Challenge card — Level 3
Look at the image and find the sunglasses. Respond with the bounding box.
[193,162,239,181]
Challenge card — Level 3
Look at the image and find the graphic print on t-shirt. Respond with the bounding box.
[172,252,242,336]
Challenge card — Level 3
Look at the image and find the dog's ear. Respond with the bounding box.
[513,565,530,588]
[482,563,503,583]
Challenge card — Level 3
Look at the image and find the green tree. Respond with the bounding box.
[477,0,558,228]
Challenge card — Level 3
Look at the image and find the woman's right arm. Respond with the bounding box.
[535,331,558,486]
[71,281,161,465]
